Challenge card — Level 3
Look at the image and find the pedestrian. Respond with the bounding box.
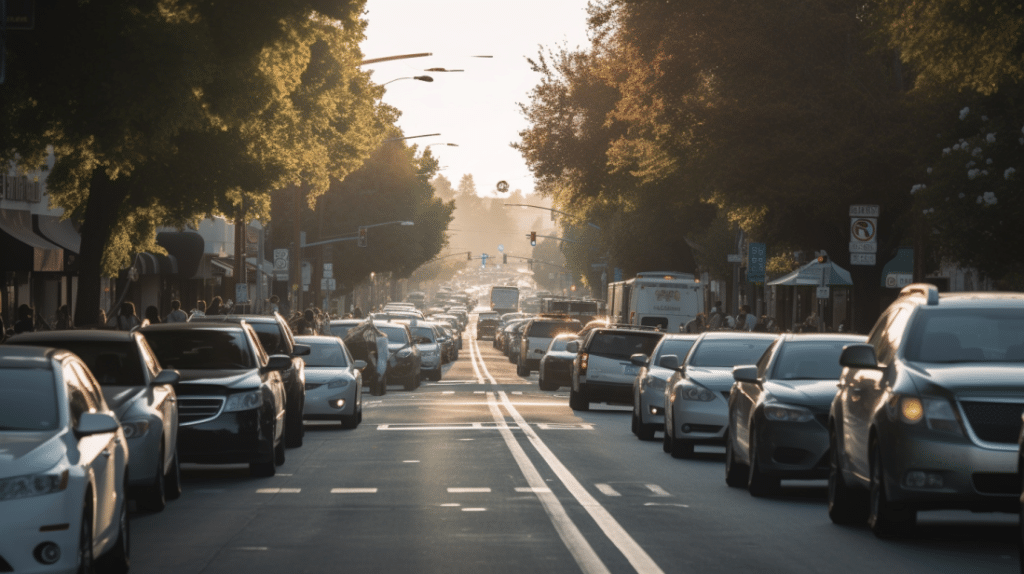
[207,296,224,316]
[682,313,706,333]
[734,307,749,331]
[115,302,141,331]
[55,305,74,330]
[97,308,108,328]
[165,300,189,323]
[145,305,162,325]
[13,304,34,334]
[267,295,280,316]
[753,315,769,332]
[708,301,725,330]
[353,306,363,319]
[190,300,207,319]
[295,309,315,335]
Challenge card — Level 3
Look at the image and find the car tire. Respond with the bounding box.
[662,421,672,453]
[95,479,130,574]
[516,361,529,376]
[165,449,182,501]
[250,434,278,478]
[428,367,443,381]
[669,426,694,459]
[868,440,916,538]
[636,408,656,441]
[631,409,639,435]
[569,386,589,411]
[340,412,360,429]
[827,429,868,525]
[78,502,94,574]
[403,374,420,391]
[285,407,304,448]
[725,432,749,488]
[137,445,167,512]
[747,430,778,497]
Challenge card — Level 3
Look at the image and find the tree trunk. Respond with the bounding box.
[73,169,126,327]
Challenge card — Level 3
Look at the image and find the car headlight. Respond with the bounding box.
[423,350,439,357]
[224,390,263,412]
[0,468,69,502]
[397,348,412,358]
[763,402,814,423]
[121,420,151,439]
[679,382,716,402]
[647,377,667,391]
[327,379,350,389]
[897,395,962,435]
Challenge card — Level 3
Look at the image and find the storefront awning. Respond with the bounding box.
[768,259,853,287]
[136,252,178,275]
[0,209,63,272]
[36,215,81,254]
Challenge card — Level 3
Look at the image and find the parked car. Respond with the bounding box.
[296,335,365,428]
[631,334,699,441]
[726,333,867,496]
[333,319,389,396]
[506,320,532,364]
[0,346,130,573]
[829,284,1024,538]
[566,327,665,411]
[374,322,422,390]
[9,330,183,512]
[403,322,444,381]
[476,310,501,340]
[191,313,310,448]
[517,315,583,376]
[141,321,291,477]
[539,333,579,391]
[663,332,777,458]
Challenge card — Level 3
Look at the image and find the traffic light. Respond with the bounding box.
[503,254,508,264]
[481,253,488,267]
[357,226,367,248]
[467,251,472,261]
[530,231,537,246]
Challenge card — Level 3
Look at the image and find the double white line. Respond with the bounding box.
[468,333,663,574]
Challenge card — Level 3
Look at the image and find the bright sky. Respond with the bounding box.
[360,0,593,197]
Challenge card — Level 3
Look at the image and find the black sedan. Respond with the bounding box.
[141,322,292,477]
[726,333,867,496]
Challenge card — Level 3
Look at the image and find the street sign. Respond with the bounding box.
[322,262,333,279]
[849,205,880,217]
[817,286,830,299]
[851,253,876,265]
[747,242,767,283]
[498,244,504,252]
[727,254,742,263]
[885,273,913,289]
[235,283,249,304]
[273,249,289,280]
[849,242,877,253]
[496,180,509,193]
[320,278,336,290]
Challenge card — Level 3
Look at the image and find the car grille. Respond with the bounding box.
[178,397,225,426]
[959,400,1024,444]
[972,473,1019,495]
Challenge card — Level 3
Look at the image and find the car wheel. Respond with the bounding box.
[669,426,694,459]
[403,374,420,391]
[631,409,639,435]
[868,439,916,538]
[516,361,529,376]
[636,407,656,441]
[747,430,778,497]
[429,367,443,381]
[827,429,868,525]
[568,386,589,411]
[251,433,278,477]
[165,449,182,501]
[78,503,94,574]
[662,424,671,453]
[137,446,167,512]
[340,413,360,429]
[725,431,749,488]
[285,407,304,448]
[95,479,130,574]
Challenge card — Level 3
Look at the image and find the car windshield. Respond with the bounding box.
[588,332,662,360]
[411,326,436,343]
[904,308,1024,363]
[39,341,146,387]
[377,325,409,345]
[771,340,858,381]
[303,342,348,368]
[654,339,697,363]
[529,322,582,338]
[0,368,60,431]
[548,337,573,352]
[144,330,255,370]
[248,322,287,354]
[689,338,774,368]
[478,313,499,321]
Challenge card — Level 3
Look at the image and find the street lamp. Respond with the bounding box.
[425,143,459,148]
[382,75,434,86]
[503,203,601,230]
[302,220,414,248]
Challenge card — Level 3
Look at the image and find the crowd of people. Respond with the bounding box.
[680,301,832,334]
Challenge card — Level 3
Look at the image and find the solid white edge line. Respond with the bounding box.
[472,333,666,574]
[469,331,611,574]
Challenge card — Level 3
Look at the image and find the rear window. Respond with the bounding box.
[330,324,356,339]
[411,327,436,342]
[377,325,410,345]
[0,368,59,431]
[640,316,668,329]
[43,341,145,387]
[771,340,856,381]
[145,330,255,370]
[654,339,697,363]
[587,332,662,360]
[528,321,582,339]
[303,341,349,368]
[689,338,774,368]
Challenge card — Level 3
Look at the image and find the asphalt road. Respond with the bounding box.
[131,325,1020,573]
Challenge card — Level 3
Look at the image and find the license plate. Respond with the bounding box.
[623,365,639,376]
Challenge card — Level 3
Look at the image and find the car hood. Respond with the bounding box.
[175,369,261,390]
[684,367,735,390]
[100,386,147,418]
[0,431,66,478]
[906,362,1024,395]
[648,366,676,383]
[304,368,355,383]
[762,379,838,408]
[545,351,576,361]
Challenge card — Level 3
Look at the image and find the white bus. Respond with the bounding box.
[607,271,703,331]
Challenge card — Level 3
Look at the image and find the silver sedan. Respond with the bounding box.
[297,336,366,429]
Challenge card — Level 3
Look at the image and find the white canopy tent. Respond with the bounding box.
[768,259,853,287]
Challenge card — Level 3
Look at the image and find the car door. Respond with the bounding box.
[140,335,177,472]
[734,340,777,460]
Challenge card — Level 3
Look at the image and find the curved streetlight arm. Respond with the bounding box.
[503,203,601,230]
[359,53,432,66]
[382,75,433,86]
[302,221,414,248]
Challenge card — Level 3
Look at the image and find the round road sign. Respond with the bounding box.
[496,180,509,193]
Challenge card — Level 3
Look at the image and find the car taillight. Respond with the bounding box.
[580,352,588,374]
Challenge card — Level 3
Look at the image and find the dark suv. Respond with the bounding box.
[829,284,1024,538]
[192,313,310,448]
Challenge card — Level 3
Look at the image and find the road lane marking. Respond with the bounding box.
[512,391,523,395]
[193,489,226,494]
[469,337,611,574]
[440,503,461,507]
[403,460,420,463]
[462,508,487,512]
[448,487,492,493]
[470,336,664,574]
[595,484,621,497]
[644,503,689,508]
[442,391,455,395]
[331,488,378,494]
[646,485,670,497]
[256,488,301,494]
[516,487,552,493]
[535,423,594,430]
[234,547,269,551]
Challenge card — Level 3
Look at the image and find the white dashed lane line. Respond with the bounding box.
[595,484,621,497]
[256,488,301,494]
[646,484,671,497]
[447,487,492,493]
[331,488,378,494]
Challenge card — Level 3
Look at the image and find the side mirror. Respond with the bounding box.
[264,354,292,373]
[292,344,311,357]
[658,354,680,371]
[565,341,580,353]
[839,344,880,370]
[733,365,759,384]
[353,360,367,371]
[152,369,180,386]
[77,412,120,436]
[630,353,649,367]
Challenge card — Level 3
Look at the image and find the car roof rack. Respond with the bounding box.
[899,283,940,306]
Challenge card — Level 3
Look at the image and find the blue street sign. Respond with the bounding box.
[498,244,504,252]
[747,242,767,283]
[481,253,488,268]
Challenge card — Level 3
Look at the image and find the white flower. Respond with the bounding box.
[927,167,933,174]
[968,169,980,179]
[986,158,993,164]
[972,147,983,157]
[1007,167,1017,180]
[953,143,961,150]
[986,133,996,143]
[983,192,997,205]
[1020,137,1024,145]
[960,107,970,120]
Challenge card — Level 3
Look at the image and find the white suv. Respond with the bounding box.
[567,328,664,411]
[517,316,582,376]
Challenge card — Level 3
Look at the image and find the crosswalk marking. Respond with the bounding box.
[256,488,301,494]
[595,484,621,497]
[645,484,670,497]
[447,487,491,493]
[331,488,378,494]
